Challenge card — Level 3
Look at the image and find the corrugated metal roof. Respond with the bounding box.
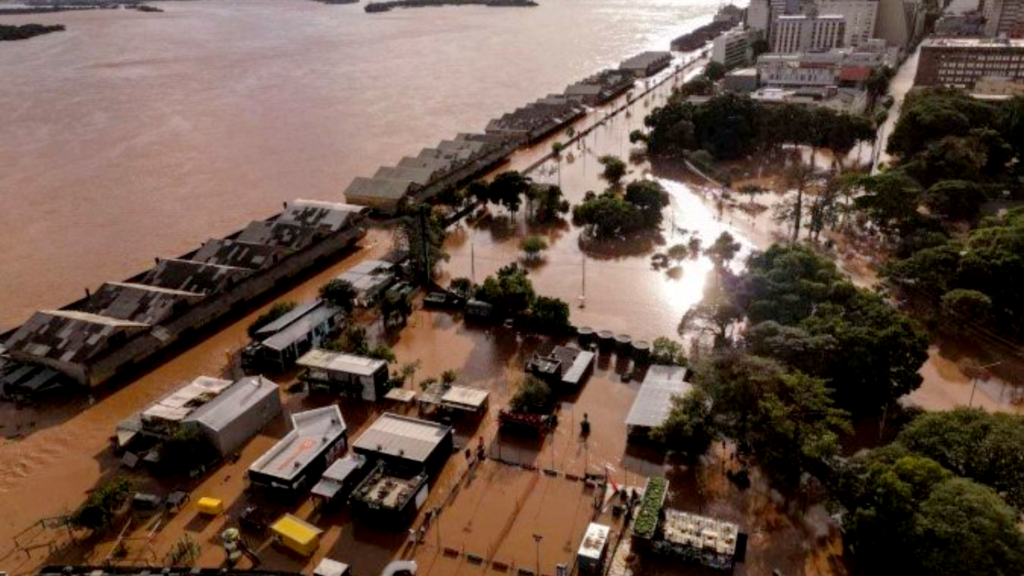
[441,386,489,409]
[184,376,279,433]
[297,349,387,377]
[258,301,340,353]
[578,522,611,560]
[624,365,692,429]
[353,413,450,464]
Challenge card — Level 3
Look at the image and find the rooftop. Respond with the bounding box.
[661,509,740,557]
[4,310,150,365]
[183,375,279,433]
[253,300,341,352]
[270,513,323,547]
[277,199,364,233]
[619,51,672,70]
[192,238,290,270]
[297,349,388,377]
[923,37,1024,48]
[343,176,418,203]
[578,522,611,560]
[350,461,427,510]
[353,412,451,464]
[440,385,490,409]
[85,281,205,325]
[374,165,437,186]
[249,405,347,482]
[311,453,366,500]
[236,220,319,251]
[625,365,693,429]
[142,258,253,294]
[142,375,234,424]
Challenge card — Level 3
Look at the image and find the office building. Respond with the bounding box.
[713,28,754,68]
[771,14,847,53]
[984,0,1024,37]
[817,0,879,46]
[915,37,1024,88]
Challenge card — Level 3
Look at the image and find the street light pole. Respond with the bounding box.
[533,534,543,575]
[969,361,1002,408]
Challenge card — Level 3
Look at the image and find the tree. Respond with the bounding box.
[678,281,741,349]
[526,183,570,223]
[703,61,728,81]
[248,301,297,338]
[161,426,218,472]
[666,243,689,265]
[467,180,490,203]
[852,170,925,236]
[381,292,412,329]
[441,369,459,385]
[319,278,357,313]
[368,345,396,363]
[489,171,532,215]
[396,205,449,283]
[475,263,536,315]
[693,353,850,488]
[520,236,548,261]
[551,142,565,186]
[527,296,572,335]
[865,65,894,109]
[449,277,474,299]
[651,336,686,365]
[916,478,1024,576]
[940,289,992,323]
[71,477,133,531]
[510,375,554,414]
[895,408,1024,508]
[739,184,767,205]
[704,231,741,269]
[572,192,644,239]
[624,179,669,228]
[652,388,714,459]
[924,179,987,222]
[598,155,627,186]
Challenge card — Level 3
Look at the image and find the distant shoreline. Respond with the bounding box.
[0,22,65,40]
[365,0,537,13]
[0,2,163,15]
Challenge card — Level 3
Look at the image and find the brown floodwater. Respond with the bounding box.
[0,0,720,332]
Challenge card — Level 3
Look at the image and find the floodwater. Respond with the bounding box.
[0,0,720,331]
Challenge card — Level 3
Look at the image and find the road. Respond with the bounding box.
[872,44,921,173]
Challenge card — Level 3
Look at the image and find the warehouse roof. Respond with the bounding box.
[249,405,346,482]
[87,281,205,325]
[278,199,364,233]
[353,413,451,464]
[4,310,151,364]
[625,365,692,429]
[297,349,388,377]
[343,176,418,204]
[192,238,290,270]
[142,258,253,294]
[184,375,279,433]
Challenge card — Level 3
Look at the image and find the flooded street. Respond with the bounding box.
[0,0,719,331]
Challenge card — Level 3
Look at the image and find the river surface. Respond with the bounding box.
[0,0,719,331]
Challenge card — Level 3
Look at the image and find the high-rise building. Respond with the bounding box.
[874,0,924,49]
[713,28,755,68]
[984,0,1024,37]
[817,0,879,46]
[747,0,771,33]
[771,14,847,53]
[915,37,1024,88]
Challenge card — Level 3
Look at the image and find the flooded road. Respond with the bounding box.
[0,0,720,331]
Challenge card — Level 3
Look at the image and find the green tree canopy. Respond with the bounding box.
[475,263,536,315]
[624,179,669,228]
[598,155,627,186]
[319,278,357,313]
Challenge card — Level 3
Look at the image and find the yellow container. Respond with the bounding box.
[271,513,323,557]
[196,497,224,515]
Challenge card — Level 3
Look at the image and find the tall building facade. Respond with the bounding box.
[747,0,771,33]
[915,38,1024,88]
[771,14,847,53]
[817,0,879,46]
[713,28,754,68]
[984,0,1024,37]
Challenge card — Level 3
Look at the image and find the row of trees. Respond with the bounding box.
[469,171,571,224]
[867,89,1024,338]
[641,93,876,163]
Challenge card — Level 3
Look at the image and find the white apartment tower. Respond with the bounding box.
[771,14,847,53]
[747,0,771,33]
[817,0,879,47]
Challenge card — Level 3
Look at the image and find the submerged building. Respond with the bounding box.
[242,300,345,374]
[248,405,347,494]
[625,365,692,440]
[2,200,366,390]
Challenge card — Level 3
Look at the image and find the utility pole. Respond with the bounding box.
[471,243,476,283]
[969,361,1002,408]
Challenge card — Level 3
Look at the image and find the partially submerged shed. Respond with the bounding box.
[297,349,390,401]
[352,412,453,475]
[183,375,282,457]
[625,365,692,440]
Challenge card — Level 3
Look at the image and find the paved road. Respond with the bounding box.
[872,44,922,173]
